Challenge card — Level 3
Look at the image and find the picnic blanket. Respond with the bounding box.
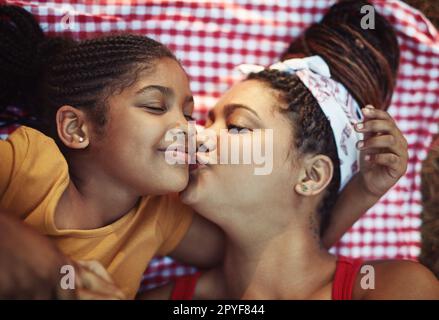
[1,0,438,293]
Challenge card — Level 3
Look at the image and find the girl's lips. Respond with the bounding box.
[158,148,189,164]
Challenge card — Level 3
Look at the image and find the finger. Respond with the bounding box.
[79,268,114,290]
[77,260,113,283]
[354,119,397,135]
[76,288,121,300]
[77,267,122,297]
[361,105,393,121]
[357,135,405,157]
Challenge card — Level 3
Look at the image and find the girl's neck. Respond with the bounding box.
[55,160,140,230]
[217,210,337,300]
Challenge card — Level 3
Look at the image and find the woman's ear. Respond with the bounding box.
[294,155,334,196]
[56,105,90,149]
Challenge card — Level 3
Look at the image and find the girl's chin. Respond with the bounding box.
[179,181,198,205]
[179,176,207,207]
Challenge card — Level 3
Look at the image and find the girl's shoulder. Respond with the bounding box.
[0,126,69,220]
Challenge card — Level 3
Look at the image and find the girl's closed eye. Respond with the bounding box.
[142,104,167,114]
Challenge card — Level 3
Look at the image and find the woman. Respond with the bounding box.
[142,1,438,299]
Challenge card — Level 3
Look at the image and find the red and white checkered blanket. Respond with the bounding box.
[1,0,438,293]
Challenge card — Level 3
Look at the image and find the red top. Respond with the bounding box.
[331,256,364,300]
[170,256,363,300]
[170,271,202,300]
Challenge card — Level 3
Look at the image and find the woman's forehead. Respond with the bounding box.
[213,80,279,113]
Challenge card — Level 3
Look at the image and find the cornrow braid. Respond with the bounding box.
[247,70,341,235]
[0,5,177,138]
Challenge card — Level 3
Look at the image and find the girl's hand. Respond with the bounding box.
[354,105,409,198]
[74,260,126,300]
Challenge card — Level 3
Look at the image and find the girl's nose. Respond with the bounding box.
[195,125,217,154]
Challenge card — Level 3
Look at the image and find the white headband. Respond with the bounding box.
[237,56,364,191]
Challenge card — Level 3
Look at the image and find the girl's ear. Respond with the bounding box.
[294,155,334,196]
[56,105,90,149]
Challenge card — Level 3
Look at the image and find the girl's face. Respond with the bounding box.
[89,58,194,195]
[180,79,301,223]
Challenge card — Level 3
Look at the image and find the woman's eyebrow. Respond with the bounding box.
[136,85,173,97]
[223,103,261,120]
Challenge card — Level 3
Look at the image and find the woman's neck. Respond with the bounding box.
[216,209,337,300]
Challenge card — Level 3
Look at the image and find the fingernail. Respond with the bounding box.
[357,141,364,149]
[356,123,364,130]
[365,154,371,161]
[365,105,375,109]
[362,108,373,115]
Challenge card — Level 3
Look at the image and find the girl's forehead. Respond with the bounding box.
[127,59,190,95]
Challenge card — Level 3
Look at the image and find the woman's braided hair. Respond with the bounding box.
[248,71,340,234]
[0,5,176,137]
[249,0,399,234]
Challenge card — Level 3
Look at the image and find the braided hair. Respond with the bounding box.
[0,5,176,137]
[282,0,400,111]
[248,71,340,234]
[249,0,399,234]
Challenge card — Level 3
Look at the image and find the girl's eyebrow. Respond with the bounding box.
[136,85,173,97]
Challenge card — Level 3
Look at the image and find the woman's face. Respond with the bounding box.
[89,57,194,195]
[180,79,301,222]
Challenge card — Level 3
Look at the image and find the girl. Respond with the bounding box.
[0,5,224,299]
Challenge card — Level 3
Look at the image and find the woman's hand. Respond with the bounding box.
[322,105,409,248]
[74,260,126,300]
[354,105,409,198]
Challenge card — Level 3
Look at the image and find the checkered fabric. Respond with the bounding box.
[1,0,438,293]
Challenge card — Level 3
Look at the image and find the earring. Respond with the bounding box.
[78,137,84,143]
[301,184,308,192]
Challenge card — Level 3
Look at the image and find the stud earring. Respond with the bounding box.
[301,184,308,192]
[78,137,84,143]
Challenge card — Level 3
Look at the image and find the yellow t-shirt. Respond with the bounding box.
[0,126,194,298]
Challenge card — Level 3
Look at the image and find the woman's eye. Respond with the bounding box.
[227,124,252,133]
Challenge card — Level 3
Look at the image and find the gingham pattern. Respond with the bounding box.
[1,0,438,293]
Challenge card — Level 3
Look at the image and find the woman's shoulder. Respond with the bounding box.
[353,260,439,300]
